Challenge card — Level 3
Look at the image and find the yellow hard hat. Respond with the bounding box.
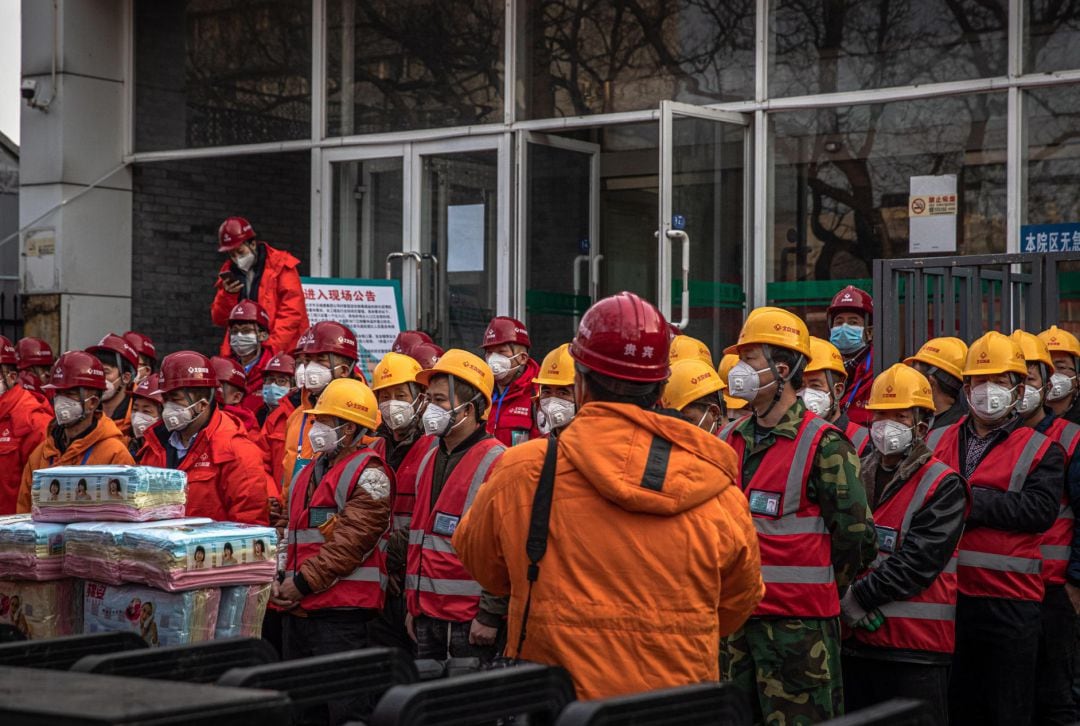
[904,337,968,381]
[533,344,575,387]
[415,348,495,411]
[718,353,748,410]
[963,331,1027,377]
[669,335,713,366]
[1010,330,1053,368]
[866,363,935,412]
[804,336,846,377]
[1039,325,1080,358]
[660,359,726,412]
[371,352,423,392]
[723,307,811,358]
[308,378,379,430]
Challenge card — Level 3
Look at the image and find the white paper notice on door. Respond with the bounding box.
[909,175,958,254]
[447,203,485,272]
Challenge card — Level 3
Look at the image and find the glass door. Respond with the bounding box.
[659,101,752,355]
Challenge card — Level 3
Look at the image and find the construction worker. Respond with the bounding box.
[482,316,541,446]
[660,358,726,434]
[1040,325,1080,424]
[719,306,877,723]
[455,292,763,699]
[669,334,713,366]
[211,216,309,355]
[926,331,1063,725]
[16,351,135,513]
[260,353,297,486]
[0,336,52,514]
[841,364,968,726]
[718,353,750,423]
[273,378,391,722]
[122,331,157,385]
[210,356,261,435]
[15,337,54,402]
[409,342,443,371]
[800,335,869,455]
[225,300,276,413]
[905,337,969,430]
[86,333,140,439]
[128,374,163,459]
[828,285,875,426]
[532,343,577,436]
[139,351,271,524]
[1010,329,1080,724]
[403,349,507,662]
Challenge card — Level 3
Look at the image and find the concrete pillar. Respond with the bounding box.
[19,0,131,352]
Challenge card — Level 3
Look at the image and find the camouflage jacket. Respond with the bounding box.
[732,398,878,590]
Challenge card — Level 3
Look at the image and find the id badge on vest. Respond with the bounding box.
[875,525,899,554]
[747,490,782,518]
[511,430,530,447]
[291,457,312,484]
[309,507,336,528]
[433,512,460,537]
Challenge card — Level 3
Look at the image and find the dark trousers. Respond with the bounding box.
[843,654,948,726]
[1036,585,1078,725]
[413,615,503,664]
[367,591,416,657]
[260,608,283,658]
[949,594,1041,726]
[281,610,374,726]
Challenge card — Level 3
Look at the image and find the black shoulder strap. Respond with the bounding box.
[513,435,558,660]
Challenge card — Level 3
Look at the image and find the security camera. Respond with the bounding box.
[20,79,37,101]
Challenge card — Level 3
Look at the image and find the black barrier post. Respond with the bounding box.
[555,682,749,726]
[369,663,576,725]
[0,632,147,670]
[71,637,277,683]
[821,698,935,725]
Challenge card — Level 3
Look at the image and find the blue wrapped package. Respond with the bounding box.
[215,584,271,639]
[0,514,67,580]
[63,518,213,584]
[31,465,187,523]
[82,581,220,647]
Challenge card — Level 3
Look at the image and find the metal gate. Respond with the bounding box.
[872,252,1080,375]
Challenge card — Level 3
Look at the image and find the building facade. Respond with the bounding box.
[17,1,1080,356]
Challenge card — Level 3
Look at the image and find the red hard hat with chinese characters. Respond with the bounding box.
[0,336,17,367]
[827,285,874,323]
[211,356,247,390]
[15,337,52,369]
[569,292,671,382]
[409,342,444,370]
[156,351,217,392]
[483,317,531,350]
[44,351,107,391]
[227,300,271,330]
[392,330,434,356]
[86,333,140,369]
[133,373,164,405]
[304,321,358,360]
[218,216,256,252]
[122,331,157,363]
[263,352,295,376]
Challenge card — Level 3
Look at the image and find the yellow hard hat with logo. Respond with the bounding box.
[669,335,713,366]
[308,378,380,430]
[723,307,811,358]
[661,359,726,412]
[718,353,748,410]
[867,363,935,412]
[1010,330,1053,368]
[805,336,846,377]
[416,348,495,414]
[533,344,575,387]
[1039,325,1080,358]
[371,352,423,392]
[962,331,1027,377]
[904,337,968,381]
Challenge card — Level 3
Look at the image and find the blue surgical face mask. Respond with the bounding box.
[262,383,289,408]
[830,324,865,353]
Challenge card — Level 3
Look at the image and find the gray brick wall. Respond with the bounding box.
[131,151,310,356]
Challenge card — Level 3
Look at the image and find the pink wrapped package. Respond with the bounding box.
[83,581,219,647]
[0,578,82,639]
[63,519,213,585]
[0,514,67,580]
[215,584,271,639]
[31,465,186,523]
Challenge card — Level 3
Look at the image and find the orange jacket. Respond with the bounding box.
[0,385,54,514]
[139,409,271,525]
[211,242,309,355]
[17,415,136,513]
[280,391,316,500]
[262,392,297,494]
[454,402,764,701]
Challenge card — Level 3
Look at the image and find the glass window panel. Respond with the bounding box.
[1025,2,1080,74]
[330,158,404,279]
[325,0,505,137]
[135,0,312,151]
[520,0,755,119]
[770,94,1007,331]
[770,0,1007,98]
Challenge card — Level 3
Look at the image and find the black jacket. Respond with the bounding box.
[930,396,967,431]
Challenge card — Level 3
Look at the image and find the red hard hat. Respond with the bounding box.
[15,337,53,369]
[132,373,164,405]
[304,321,358,360]
[409,342,444,370]
[0,336,16,366]
[156,351,217,392]
[483,317,531,349]
[123,331,157,363]
[211,356,247,390]
[218,216,256,252]
[293,327,315,356]
[263,352,295,376]
[86,333,139,369]
[43,351,107,391]
[227,300,270,330]
[391,330,434,356]
[569,291,671,383]
[827,285,874,322]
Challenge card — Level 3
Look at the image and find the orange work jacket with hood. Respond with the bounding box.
[0,384,54,514]
[454,402,764,701]
[17,414,135,513]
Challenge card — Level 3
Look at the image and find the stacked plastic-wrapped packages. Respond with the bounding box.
[63,519,213,584]
[82,581,220,647]
[31,465,186,522]
[215,584,272,639]
[0,514,67,580]
[0,578,82,639]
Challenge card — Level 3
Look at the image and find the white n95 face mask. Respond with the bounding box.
[537,398,575,434]
[727,361,769,401]
[308,421,345,453]
[1047,373,1075,402]
[1016,384,1044,416]
[53,396,85,427]
[131,412,159,438]
[379,399,416,431]
[798,388,832,418]
[162,400,201,432]
[870,420,913,455]
[967,382,1016,422]
[303,362,333,391]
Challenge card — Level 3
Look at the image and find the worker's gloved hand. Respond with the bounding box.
[856,608,886,632]
[839,586,869,628]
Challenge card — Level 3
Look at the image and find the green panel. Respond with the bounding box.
[1061,271,1080,298]
[766,279,873,307]
[525,289,591,317]
[680,279,746,309]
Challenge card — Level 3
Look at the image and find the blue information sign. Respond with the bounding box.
[1020,223,1080,253]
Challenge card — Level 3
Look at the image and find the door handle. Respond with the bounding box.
[386,252,422,329]
[666,230,690,330]
[420,253,440,337]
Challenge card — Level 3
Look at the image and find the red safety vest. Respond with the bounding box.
[392,435,438,533]
[405,437,505,622]
[932,418,1053,602]
[845,421,870,457]
[720,411,840,618]
[1041,418,1080,587]
[285,449,389,611]
[854,459,959,654]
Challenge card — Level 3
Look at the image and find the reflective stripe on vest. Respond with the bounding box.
[1042,419,1080,586]
[759,565,834,584]
[878,601,956,620]
[926,426,947,451]
[847,424,869,455]
[957,550,1041,574]
[1041,545,1072,560]
[404,574,483,598]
